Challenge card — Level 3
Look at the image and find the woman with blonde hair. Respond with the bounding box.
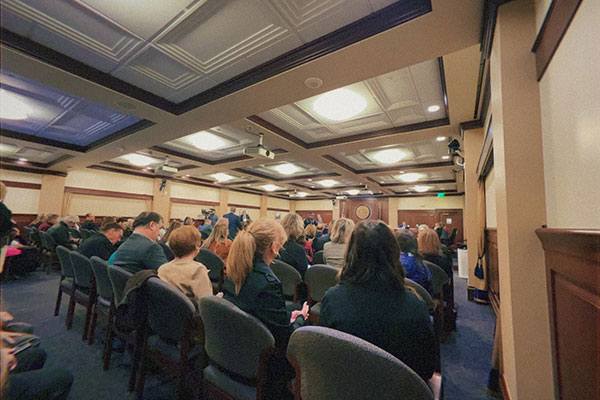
[303,224,317,262]
[323,218,355,268]
[278,213,309,278]
[158,220,183,261]
[201,218,232,262]
[418,228,452,277]
[223,219,309,349]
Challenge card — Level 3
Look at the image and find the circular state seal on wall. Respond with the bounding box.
[355,204,371,220]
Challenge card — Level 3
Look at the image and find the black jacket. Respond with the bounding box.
[47,222,75,247]
[78,233,115,261]
[223,259,304,351]
[279,239,308,278]
[81,221,99,231]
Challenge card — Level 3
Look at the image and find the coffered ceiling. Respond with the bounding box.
[1,0,484,200]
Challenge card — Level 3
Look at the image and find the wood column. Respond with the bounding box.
[260,194,268,218]
[218,188,229,217]
[490,1,554,398]
[388,197,398,227]
[38,174,66,215]
[152,178,170,221]
[463,127,484,289]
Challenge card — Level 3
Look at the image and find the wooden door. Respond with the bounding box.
[435,209,464,244]
[340,198,388,224]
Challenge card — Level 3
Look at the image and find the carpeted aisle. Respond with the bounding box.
[2,270,497,399]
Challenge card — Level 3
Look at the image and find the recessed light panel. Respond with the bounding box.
[0,89,31,120]
[187,131,226,151]
[372,148,407,164]
[212,173,235,182]
[436,136,447,141]
[0,143,19,154]
[272,163,299,175]
[428,105,440,112]
[413,185,431,192]
[396,173,424,182]
[122,153,156,167]
[318,179,338,187]
[262,184,281,192]
[346,189,360,195]
[312,88,367,121]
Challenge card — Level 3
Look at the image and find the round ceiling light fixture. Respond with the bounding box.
[123,153,155,167]
[428,105,440,113]
[304,77,323,89]
[313,88,367,121]
[188,131,226,151]
[372,148,407,164]
[0,89,32,120]
[397,173,423,182]
[413,185,431,192]
[273,163,299,175]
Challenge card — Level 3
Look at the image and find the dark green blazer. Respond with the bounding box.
[78,233,115,261]
[48,222,74,247]
[112,233,167,274]
[223,259,304,351]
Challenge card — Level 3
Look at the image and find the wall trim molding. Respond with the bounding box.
[0,162,67,177]
[531,0,584,80]
[170,197,219,207]
[228,203,261,210]
[266,207,289,212]
[64,186,152,201]
[0,180,41,190]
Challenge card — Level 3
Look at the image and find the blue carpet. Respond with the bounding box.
[2,270,496,399]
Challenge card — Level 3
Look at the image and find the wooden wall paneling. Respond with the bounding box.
[295,210,333,224]
[340,198,388,224]
[486,228,500,316]
[11,213,37,227]
[397,210,437,229]
[536,228,600,400]
[436,209,464,244]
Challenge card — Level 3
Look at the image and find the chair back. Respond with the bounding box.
[288,326,434,400]
[55,245,75,278]
[312,250,324,265]
[270,259,302,298]
[69,252,94,289]
[146,277,196,342]
[195,248,225,283]
[199,296,275,379]
[305,264,339,303]
[405,279,434,309]
[40,231,56,250]
[423,261,449,298]
[107,265,132,305]
[90,257,114,301]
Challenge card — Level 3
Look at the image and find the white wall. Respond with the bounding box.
[295,199,333,210]
[0,170,41,214]
[267,197,290,210]
[170,182,219,203]
[485,167,497,228]
[68,194,146,217]
[65,169,153,195]
[228,191,260,208]
[538,0,600,228]
[396,195,464,210]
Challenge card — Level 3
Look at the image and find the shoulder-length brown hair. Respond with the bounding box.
[418,228,442,256]
[340,220,405,291]
[201,218,229,249]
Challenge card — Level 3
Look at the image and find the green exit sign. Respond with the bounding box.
[437,193,445,198]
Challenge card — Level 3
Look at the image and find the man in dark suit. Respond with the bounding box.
[111,212,166,274]
[313,220,333,253]
[80,213,99,231]
[47,216,79,249]
[223,206,242,240]
[78,222,123,261]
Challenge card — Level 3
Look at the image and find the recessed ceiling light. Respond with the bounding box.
[18,157,28,162]
[313,88,367,121]
[318,179,338,188]
[428,105,440,112]
[123,153,155,166]
[436,136,447,142]
[372,148,407,164]
[307,179,312,182]
[184,174,190,177]
[262,184,280,192]
[397,173,423,183]
[441,155,450,160]
[346,189,360,195]
[188,131,226,151]
[0,89,32,120]
[212,173,234,182]
[413,185,431,192]
[0,143,18,154]
[273,163,299,175]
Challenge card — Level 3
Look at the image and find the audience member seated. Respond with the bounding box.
[201,218,232,262]
[47,216,79,249]
[303,212,317,228]
[312,220,333,253]
[222,219,309,352]
[199,218,213,237]
[111,212,167,274]
[2,228,38,278]
[158,226,212,309]
[319,220,436,381]
[279,213,309,278]
[323,218,354,269]
[80,213,98,231]
[28,215,46,229]
[38,214,58,232]
[183,216,194,226]
[396,231,432,294]
[303,224,316,263]
[223,206,242,240]
[418,229,453,278]
[158,220,183,262]
[77,223,123,261]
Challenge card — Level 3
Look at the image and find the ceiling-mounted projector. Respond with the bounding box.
[243,132,275,159]
[155,164,178,176]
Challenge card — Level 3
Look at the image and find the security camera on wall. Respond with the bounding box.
[448,139,465,167]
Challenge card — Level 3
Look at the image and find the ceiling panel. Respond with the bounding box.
[1,0,411,104]
[0,139,66,164]
[240,160,331,180]
[372,169,455,184]
[257,58,446,143]
[0,69,142,147]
